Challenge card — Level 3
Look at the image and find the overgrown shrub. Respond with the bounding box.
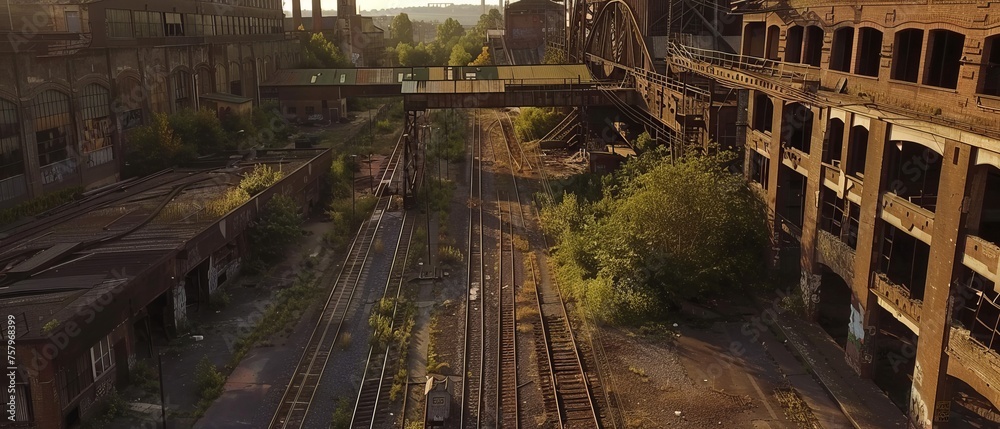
[542,151,769,323]
[248,195,303,266]
[514,107,562,141]
[0,187,81,226]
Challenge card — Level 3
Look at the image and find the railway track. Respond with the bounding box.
[461,109,486,429]
[494,110,603,429]
[348,209,415,428]
[489,112,520,429]
[268,135,406,429]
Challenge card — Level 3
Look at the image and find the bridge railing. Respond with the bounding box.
[669,42,820,82]
[584,53,710,100]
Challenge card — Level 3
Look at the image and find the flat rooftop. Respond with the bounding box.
[0,149,325,341]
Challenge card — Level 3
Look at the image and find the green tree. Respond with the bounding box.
[543,152,768,322]
[397,42,434,66]
[514,107,562,141]
[633,131,654,152]
[124,113,192,177]
[436,18,465,47]
[390,13,414,44]
[169,108,231,155]
[250,195,303,264]
[301,32,351,68]
[470,47,491,66]
[449,44,473,66]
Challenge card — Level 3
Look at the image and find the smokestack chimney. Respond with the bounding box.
[292,0,302,30]
[312,0,322,31]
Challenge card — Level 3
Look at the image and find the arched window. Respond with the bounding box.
[855,28,883,77]
[781,103,813,153]
[785,25,804,64]
[32,90,75,184]
[982,35,1000,96]
[765,25,781,60]
[79,84,114,167]
[830,27,855,72]
[0,98,26,200]
[803,26,824,67]
[743,22,766,58]
[172,70,193,111]
[924,29,965,89]
[892,29,924,83]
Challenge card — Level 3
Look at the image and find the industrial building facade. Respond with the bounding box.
[733,1,1000,426]
[0,0,299,209]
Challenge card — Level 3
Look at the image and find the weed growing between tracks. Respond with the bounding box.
[330,397,352,429]
[390,301,417,401]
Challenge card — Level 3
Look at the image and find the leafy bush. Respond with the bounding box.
[331,397,352,429]
[239,164,285,196]
[194,356,225,415]
[542,151,769,323]
[249,195,303,265]
[514,107,562,141]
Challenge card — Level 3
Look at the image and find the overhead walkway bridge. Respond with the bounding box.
[261,64,637,206]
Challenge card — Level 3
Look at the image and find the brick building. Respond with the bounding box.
[577,0,1000,424]
[731,1,1000,426]
[1,147,330,429]
[0,0,299,210]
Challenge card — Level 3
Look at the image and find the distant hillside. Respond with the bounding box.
[289,4,506,27]
[363,4,502,26]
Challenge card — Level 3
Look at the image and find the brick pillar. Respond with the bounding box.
[910,139,973,428]
[849,118,891,378]
[799,106,825,318]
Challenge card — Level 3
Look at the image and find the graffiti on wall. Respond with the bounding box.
[845,294,867,372]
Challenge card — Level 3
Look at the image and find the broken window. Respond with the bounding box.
[753,93,773,133]
[781,102,813,153]
[0,98,24,184]
[750,150,769,189]
[778,168,806,228]
[973,165,1000,243]
[766,25,781,60]
[743,22,766,58]
[173,70,192,111]
[981,36,1000,96]
[823,118,845,165]
[960,273,1000,355]
[803,26,823,67]
[830,27,855,72]
[785,25,804,64]
[820,187,845,236]
[878,223,930,300]
[33,90,74,176]
[855,28,883,77]
[846,125,868,178]
[892,29,923,83]
[924,29,965,89]
[886,140,942,211]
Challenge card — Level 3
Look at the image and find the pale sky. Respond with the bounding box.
[282,0,497,13]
